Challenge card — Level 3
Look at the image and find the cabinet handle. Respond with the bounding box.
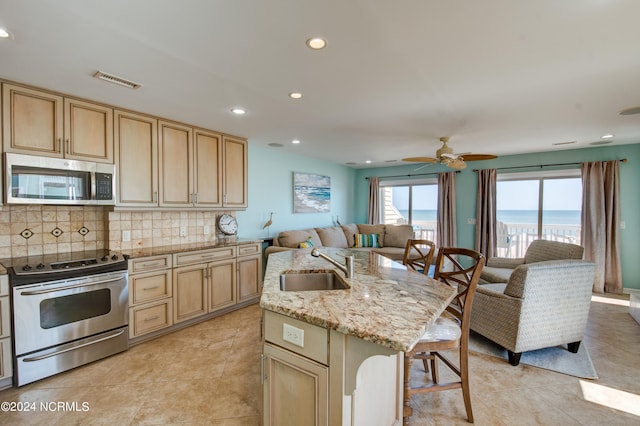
[65,139,70,154]
[143,315,160,322]
[194,192,198,205]
[153,191,158,203]
[138,260,165,270]
[56,138,61,152]
[142,285,160,291]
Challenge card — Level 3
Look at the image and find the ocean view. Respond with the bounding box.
[399,209,581,225]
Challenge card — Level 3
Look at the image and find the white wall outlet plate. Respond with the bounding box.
[204,225,210,235]
[283,323,304,347]
[122,230,131,242]
[180,226,187,237]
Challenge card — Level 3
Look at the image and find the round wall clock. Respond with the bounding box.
[218,214,238,235]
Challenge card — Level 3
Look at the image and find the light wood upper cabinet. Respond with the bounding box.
[193,128,223,207]
[64,97,113,162]
[114,110,158,206]
[2,84,113,163]
[158,120,193,208]
[223,135,248,208]
[2,83,63,156]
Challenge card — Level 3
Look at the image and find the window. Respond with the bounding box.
[496,170,582,258]
[379,179,438,241]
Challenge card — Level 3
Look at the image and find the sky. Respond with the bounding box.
[391,178,582,211]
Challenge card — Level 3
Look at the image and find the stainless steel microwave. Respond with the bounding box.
[4,153,116,205]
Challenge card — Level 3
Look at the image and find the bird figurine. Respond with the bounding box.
[262,212,274,236]
[336,215,341,226]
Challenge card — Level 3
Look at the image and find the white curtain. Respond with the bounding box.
[581,161,623,294]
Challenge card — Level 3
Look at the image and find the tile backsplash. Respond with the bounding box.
[108,210,219,250]
[0,205,107,259]
[0,205,226,259]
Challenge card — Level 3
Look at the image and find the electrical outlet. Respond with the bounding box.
[204,225,210,235]
[180,226,187,237]
[122,230,131,242]
[468,218,476,225]
[283,323,304,348]
[620,221,626,229]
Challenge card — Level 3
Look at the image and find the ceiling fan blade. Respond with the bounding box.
[460,154,498,161]
[402,156,438,163]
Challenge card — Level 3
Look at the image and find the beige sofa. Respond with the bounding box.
[264,223,414,261]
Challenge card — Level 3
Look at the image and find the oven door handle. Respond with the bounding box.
[22,329,126,362]
[19,276,125,295]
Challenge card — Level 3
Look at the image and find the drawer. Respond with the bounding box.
[0,275,7,297]
[129,300,173,338]
[264,310,328,365]
[129,254,172,274]
[130,270,172,306]
[237,243,261,257]
[0,338,12,379]
[174,247,236,266]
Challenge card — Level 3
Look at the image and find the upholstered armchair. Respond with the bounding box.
[470,259,596,365]
[480,239,584,283]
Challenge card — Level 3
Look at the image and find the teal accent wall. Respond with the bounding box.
[353,144,640,290]
[236,144,357,240]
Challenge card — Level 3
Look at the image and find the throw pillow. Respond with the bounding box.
[299,237,315,248]
[354,233,380,248]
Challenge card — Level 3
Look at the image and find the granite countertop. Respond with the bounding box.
[260,248,456,352]
[121,237,263,258]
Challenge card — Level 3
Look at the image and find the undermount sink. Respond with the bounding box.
[280,269,350,291]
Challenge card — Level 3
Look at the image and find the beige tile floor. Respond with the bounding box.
[0,293,638,425]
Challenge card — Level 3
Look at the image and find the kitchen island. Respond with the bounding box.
[260,248,456,426]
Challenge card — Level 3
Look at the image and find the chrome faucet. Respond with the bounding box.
[310,249,355,278]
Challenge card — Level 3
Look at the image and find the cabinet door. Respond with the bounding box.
[208,259,236,312]
[114,110,158,206]
[64,97,113,162]
[0,338,12,380]
[2,83,63,156]
[173,264,207,323]
[222,135,248,208]
[237,255,262,302]
[263,343,328,426]
[193,128,223,207]
[158,120,193,207]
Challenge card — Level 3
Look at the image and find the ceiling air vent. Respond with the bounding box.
[93,71,142,89]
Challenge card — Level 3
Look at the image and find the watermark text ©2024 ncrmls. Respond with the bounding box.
[1,401,90,412]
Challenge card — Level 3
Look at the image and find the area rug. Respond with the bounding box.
[468,331,598,379]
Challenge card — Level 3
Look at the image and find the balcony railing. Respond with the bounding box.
[408,220,581,259]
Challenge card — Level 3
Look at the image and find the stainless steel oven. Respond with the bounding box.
[6,251,129,386]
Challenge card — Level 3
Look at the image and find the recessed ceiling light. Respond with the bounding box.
[291,139,300,144]
[268,143,283,148]
[0,28,11,38]
[601,134,614,139]
[289,92,303,99]
[552,141,576,146]
[365,160,372,164]
[619,106,640,116]
[345,162,357,166]
[230,107,246,115]
[306,37,327,50]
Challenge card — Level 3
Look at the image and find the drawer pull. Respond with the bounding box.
[143,315,160,322]
[139,261,165,269]
[142,285,160,291]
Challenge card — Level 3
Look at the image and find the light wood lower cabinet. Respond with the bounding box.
[237,243,262,303]
[263,343,329,426]
[128,255,174,339]
[262,310,403,426]
[0,275,12,388]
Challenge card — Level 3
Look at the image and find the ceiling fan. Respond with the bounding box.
[402,137,498,170]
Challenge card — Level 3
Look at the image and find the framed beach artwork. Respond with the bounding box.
[293,172,331,213]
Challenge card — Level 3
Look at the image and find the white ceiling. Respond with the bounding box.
[1,0,639,168]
